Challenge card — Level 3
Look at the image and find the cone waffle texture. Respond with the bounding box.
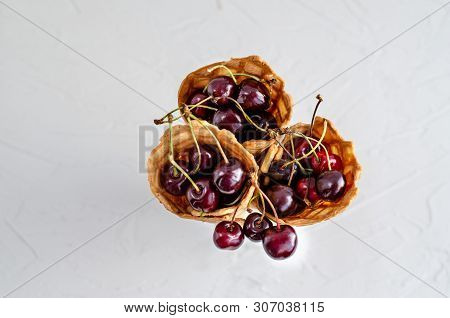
[148,122,258,224]
[258,117,362,226]
[178,55,293,156]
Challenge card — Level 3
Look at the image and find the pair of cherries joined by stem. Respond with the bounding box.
[213,210,298,260]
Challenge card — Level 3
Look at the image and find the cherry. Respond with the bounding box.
[236,78,271,111]
[186,91,214,120]
[189,145,218,174]
[295,177,320,203]
[221,182,248,207]
[213,158,246,195]
[266,184,306,217]
[316,170,346,201]
[267,159,298,184]
[206,76,237,106]
[262,225,297,260]
[160,160,190,196]
[213,221,244,250]
[310,152,343,174]
[186,178,219,212]
[212,106,245,136]
[237,110,278,142]
[243,212,272,241]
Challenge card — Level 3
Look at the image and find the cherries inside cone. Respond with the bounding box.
[160,160,190,196]
[316,170,346,201]
[186,178,219,212]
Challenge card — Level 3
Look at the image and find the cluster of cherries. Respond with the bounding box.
[186,74,278,142]
[262,131,347,219]
[160,145,247,212]
[157,67,347,260]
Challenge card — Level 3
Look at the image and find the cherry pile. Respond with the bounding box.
[160,144,248,212]
[261,98,347,219]
[185,74,278,142]
[154,60,352,261]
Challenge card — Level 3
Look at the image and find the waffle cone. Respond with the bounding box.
[178,55,293,155]
[148,122,258,224]
[258,117,362,226]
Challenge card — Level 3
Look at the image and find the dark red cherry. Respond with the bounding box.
[160,160,189,196]
[267,159,298,184]
[186,178,219,212]
[266,184,306,217]
[206,76,237,106]
[243,212,272,241]
[212,106,245,135]
[237,110,278,142]
[295,177,320,203]
[221,181,249,207]
[236,78,270,111]
[262,225,297,260]
[186,91,215,120]
[283,137,326,160]
[189,145,218,174]
[316,170,346,201]
[213,158,246,195]
[213,221,244,250]
[310,152,343,174]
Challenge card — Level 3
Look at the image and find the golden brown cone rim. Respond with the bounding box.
[147,121,258,225]
[177,55,293,129]
[256,117,362,226]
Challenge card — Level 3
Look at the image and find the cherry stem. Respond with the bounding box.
[189,114,229,165]
[227,97,267,132]
[291,132,319,161]
[230,205,239,225]
[284,120,328,167]
[322,144,332,171]
[207,65,238,84]
[256,184,280,231]
[233,72,261,82]
[258,192,266,222]
[186,116,202,174]
[154,96,214,124]
[167,118,200,192]
[309,94,323,137]
[274,138,308,175]
[287,137,297,186]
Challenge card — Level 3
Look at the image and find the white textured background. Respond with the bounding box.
[1,0,450,298]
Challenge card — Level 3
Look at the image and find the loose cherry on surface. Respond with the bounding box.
[266,184,306,217]
[295,177,320,203]
[188,145,218,174]
[186,91,214,120]
[160,160,190,196]
[237,110,278,142]
[316,170,346,201]
[186,178,219,212]
[236,78,271,111]
[212,158,246,195]
[262,225,298,260]
[212,106,245,136]
[267,159,298,184]
[310,151,343,174]
[243,212,272,242]
[213,221,244,250]
[206,76,237,106]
